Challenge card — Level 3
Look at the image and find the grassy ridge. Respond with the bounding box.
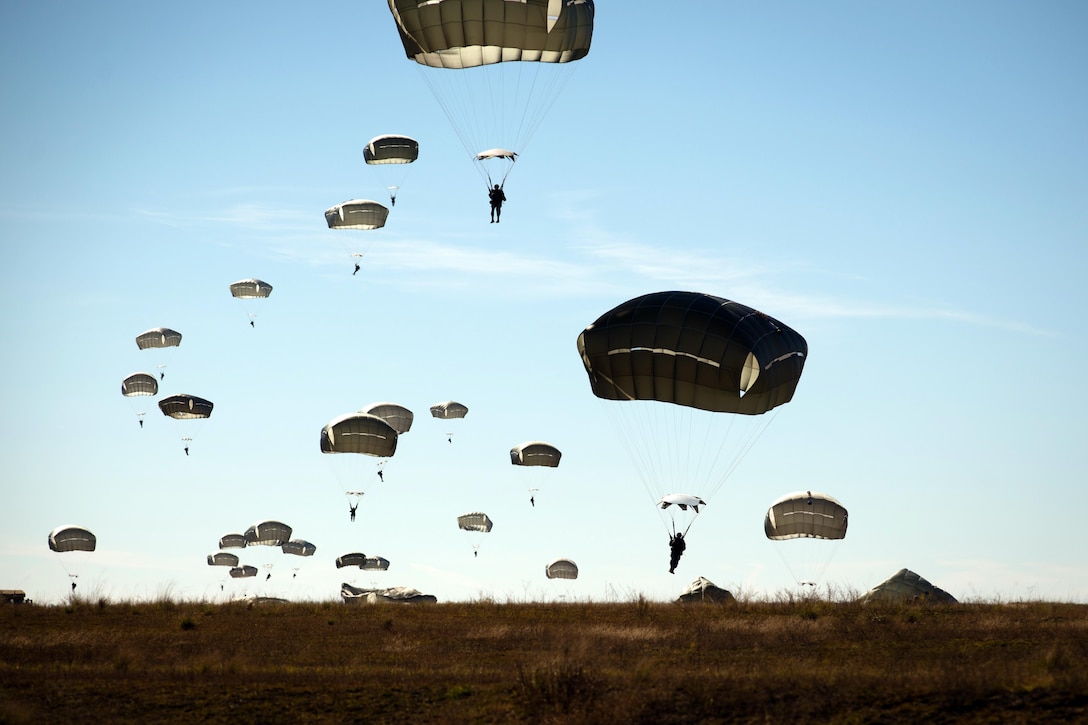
[1,597,1086,723]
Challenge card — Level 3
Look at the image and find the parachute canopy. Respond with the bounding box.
[577,291,807,415]
[136,327,182,350]
[364,135,419,164]
[476,148,517,161]
[545,558,578,580]
[321,413,398,458]
[388,0,595,68]
[457,512,493,533]
[764,491,848,541]
[244,521,293,547]
[121,372,158,398]
[230,565,258,579]
[159,394,214,420]
[658,494,706,513]
[219,533,247,549]
[430,401,468,419]
[48,525,96,553]
[325,199,389,230]
[207,552,240,567]
[281,539,317,557]
[336,552,368,569]
[510,441,562,467]
[676,577,736,604]
[361,556,391,571]
[360,402,414,435]
[229,278,273,299]
[860,569,958,604]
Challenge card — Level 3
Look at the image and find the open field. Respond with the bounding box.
[2,596,1086,724]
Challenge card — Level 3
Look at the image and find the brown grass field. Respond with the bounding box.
[1,595,1086,724]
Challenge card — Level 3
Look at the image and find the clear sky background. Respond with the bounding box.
[2,2,1086,605]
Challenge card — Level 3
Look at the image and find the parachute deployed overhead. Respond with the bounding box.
[158,394,214,420]
[577,291,808,542]
[510,441,561,467]
[244,521,293,547]
[361,402,415,435]
[48,525,96,553]
[765,491,848,541]
[430,401,468,419]
[325,199,389,230]
[545,558,578,580]
[208,552,240,567]
[219,533,247,549]
[336,552,368,569]
[229,278,273,299]
[321,413,398,458]
[457,512,493,533]
[281,539,317,557]
[230,565,259,579]
[387,0,594,185]
[361,556,391,571]
[135,328,182,350]
[121,373,158,397]
[365,134,419,164]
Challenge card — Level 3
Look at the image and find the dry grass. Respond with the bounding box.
[1,596,1086,723]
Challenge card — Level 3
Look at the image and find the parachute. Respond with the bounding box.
[281,539,317,557]
[336,552,368,569]
[324,200,391,273]
[230,565,258,579]
[510,441,561,467]
[387,0,595,187]
[458,511,493,557]
[48,525,96,553]
[860,569,958,605]
[229,278,273,327]
[577,291,807,540]
[321,413,399,512]
[121,372,159,427]
[244,521,293,547]
[361,556,391,571]
[135,327,181,380]
[545,558,578,580]
[360,402,415,435]
[207,552,240,567]
[219,533,247,549]
[430,400,468,443]
[764,491,848,589]
[364,134,419,207]
[158,394,213,454]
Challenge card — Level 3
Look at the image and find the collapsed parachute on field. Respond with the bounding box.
[364,135,419,206]
[48,525,96,553]
[676,577,736,604]
[765,491,848,541]
[158,394,214,420]
[244,521,293,547]
[325,199,389,230]
[860,569,958,604]
[321,413,398,458]
[577,291,807,542]
[361,402,414,435]
[510,441,561,467]
[281,539,317,557]
[208,552,240,567]
[342,583,437,605]
[387,0,594,187]
[136,328,182,350]
[545,558,578,580]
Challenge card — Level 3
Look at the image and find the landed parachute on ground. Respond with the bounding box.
[364,134,419,207]
[48,525,96,553]
[207,552,240,567]
[545,558,578,580]
[342,583,436,605]
[387,0,594,188]
[860,568,958,604]
[577,291,807,541]
[361,402,414,435]
[676,577,736,604]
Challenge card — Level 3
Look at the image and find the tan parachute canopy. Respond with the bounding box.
[121,372,158,397]
[229,278,273,299]
[244,521,293,547]
[281,539,317,557]
[207,552,240,567]
[321,413,399,458]
[364,135,419,164]
[324,199,389,230]
[510,441,562,467]
[48,525,96,553]
[360,402,415,435]
[429,401,468,419]
[545,558,578,580]
[764,491,848,541]
[219,533,247,549]
[135,327,182,350]
[861,569,958,604]
[457,512,493,533]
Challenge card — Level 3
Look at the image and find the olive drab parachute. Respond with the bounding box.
[361,556,391,572]
[860,568,958,604]
[321,413,399,511]
[336,552,368,569]
[219,533,247,549]
[545,558,579,580]
[244,521,293,547]
[364,134,419,207]
[281,539,317,557]
[387,0,594,187]
[764,491,848,589]
[360,402,415,435]
[229,278,272,327]
[159,394,214,420]
[510,441,561,467]
[325,199,389,230]
[458,511,493,557]
[136,327,181,380]
[48,525,96,553]
[121,372,158,427]
[230,565,258,579]
[430,400,468,443]
[577,291,808,540]
[207,552,240,567]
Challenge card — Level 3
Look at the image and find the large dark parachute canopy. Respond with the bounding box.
[577,291,807,415]
[121,373,158,397]
[364,135,419,164]
[135,328,182,350]
[510,441,562,467]
[321,413,398,458]
[360,402,415,435]
[545,558,578,580]
[325,200,390,230]
[244,521,293,547]
[158,394,214,419]
[207,552,240,567]
[48,525,96,553]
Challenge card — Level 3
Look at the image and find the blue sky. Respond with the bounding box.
[2,2,1086,604]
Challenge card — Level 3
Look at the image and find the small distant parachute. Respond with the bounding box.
[510,441,561,467]
[336,552,368,569]
[430,401,468,419]
[360,402,414,435]
[158,394,214,420]
[121,372,158,398]
[219,533,247,549]
[48,525,96,553]
[321,413,398,458]
[229,278,273,299]
[361,556,391,571]
[136,327,182,350]
[364,134,419,207]
[457,512,493,533]
[230,565,259,579]
[207,552,240,567]
[244,521,293,547]
[325,199,389,230]
[281,539,317,557]
[765,491,848,589]
[545,558,579,580]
